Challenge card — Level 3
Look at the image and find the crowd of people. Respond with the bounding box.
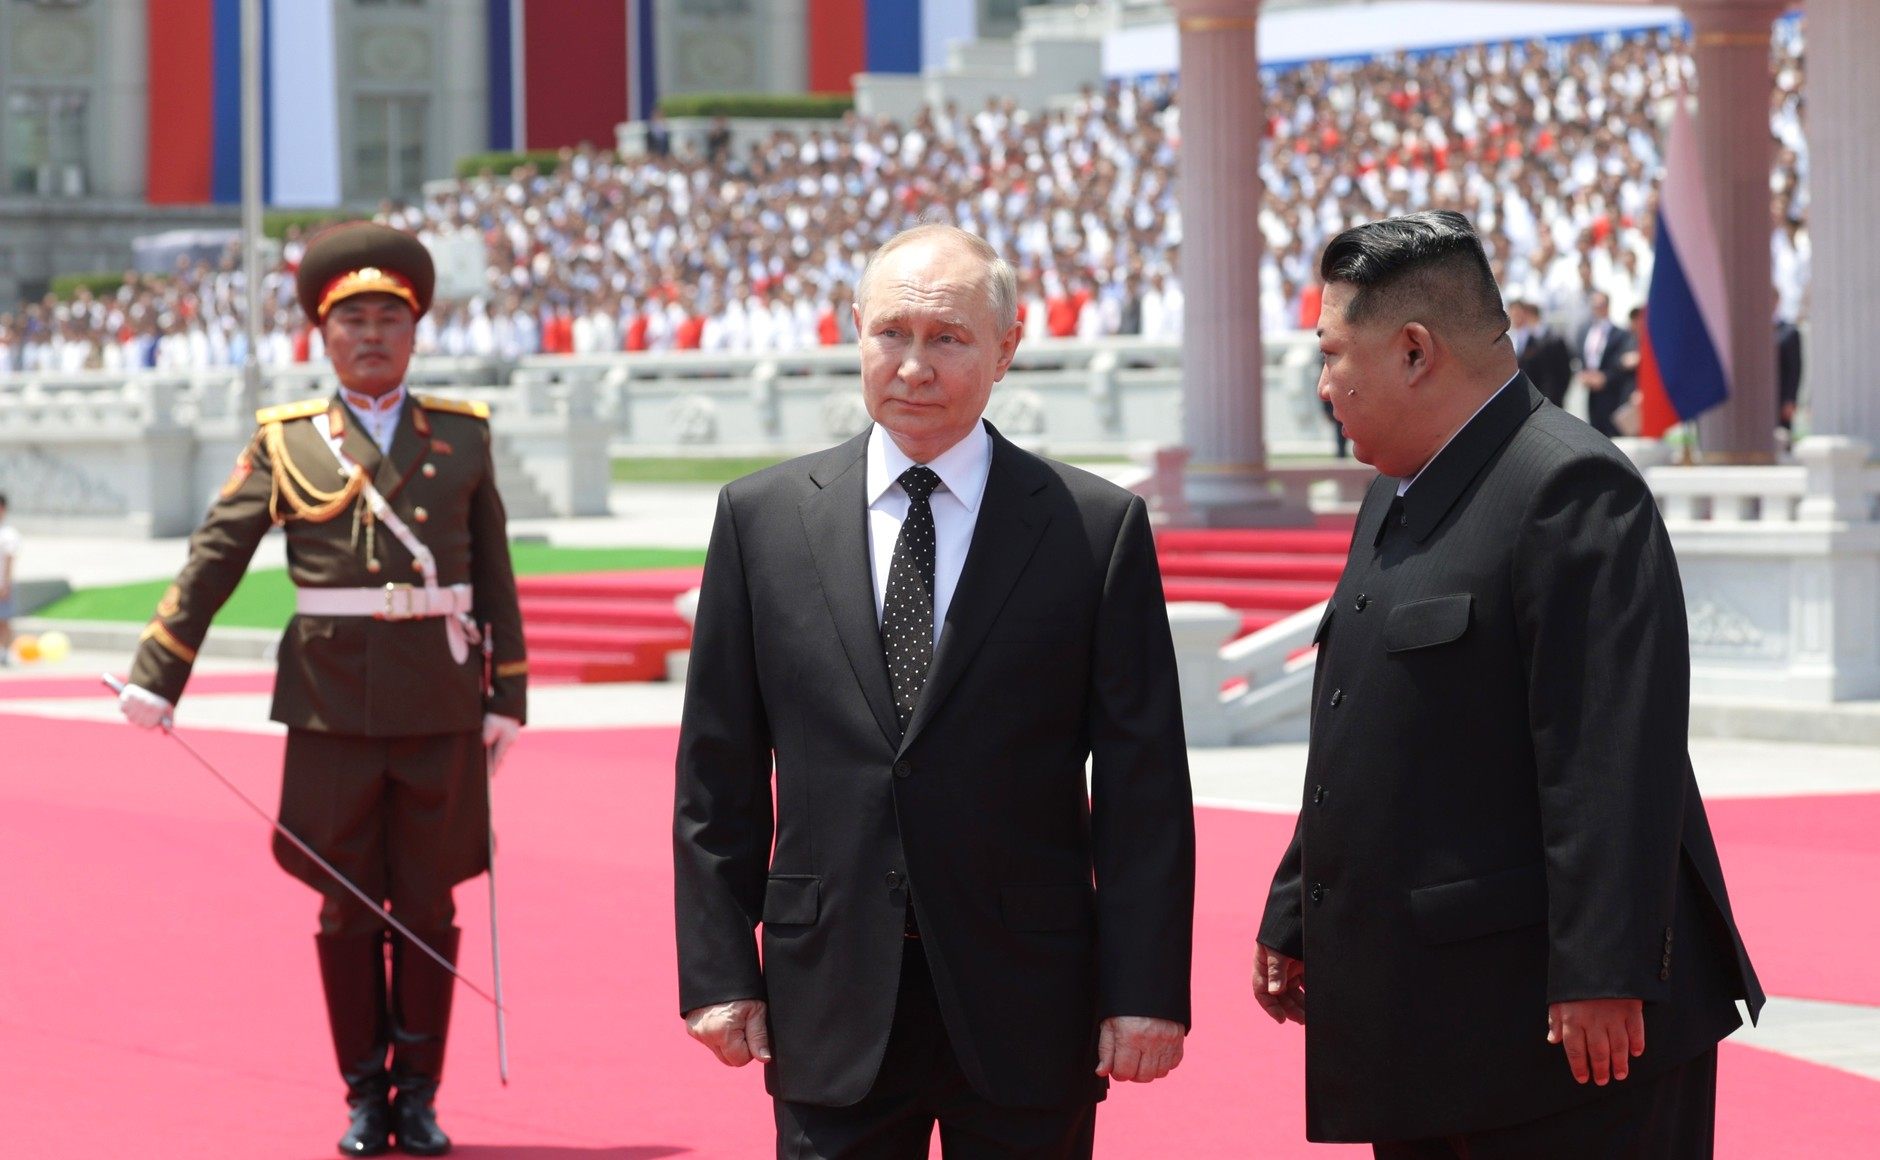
[0,19,1810,375]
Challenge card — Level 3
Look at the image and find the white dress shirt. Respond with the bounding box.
[866,420,993,648]
[338,383,407,455]
[1398,373,1519,496]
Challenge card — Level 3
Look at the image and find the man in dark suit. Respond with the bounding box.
[1510,299,1573,408]
[1575,291,1637,438]
[1775,317,1803,432]
[675,223,1195,1158]
[117,223,527,1156]
[1253,212,1763,1158]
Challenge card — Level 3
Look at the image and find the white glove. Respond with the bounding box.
[118,684,174,730]
[482,712,521,773]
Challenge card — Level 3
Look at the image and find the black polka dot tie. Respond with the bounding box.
[882,465,941,732]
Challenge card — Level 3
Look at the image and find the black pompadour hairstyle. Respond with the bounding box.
[1319,211,1508,336]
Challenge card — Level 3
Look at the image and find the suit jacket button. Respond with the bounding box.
[1312,784,1327,805]
[422,463,437,478]
[1309,883,1326,905]
[885,870,902,890]
[414,506,429,523]
[1354,594,1369,612]
[893,760,912,779]
[1329,688,1345,707]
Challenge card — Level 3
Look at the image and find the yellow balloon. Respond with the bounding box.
[38,630,71,663]
[13,635,41,663]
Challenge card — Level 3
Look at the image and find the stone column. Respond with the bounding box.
[1685,0,1785,462]
[436,0,489,174]
[1172,0,1297,525]
[97,0,148,200]
[1797,0,1880,452]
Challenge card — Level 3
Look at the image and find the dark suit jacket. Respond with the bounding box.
[1519,327,1574,408]
[1776,320,1804,427]
[1576,319,1636,437]
[1258,378,1763,1142]
[674,422,1195,1109]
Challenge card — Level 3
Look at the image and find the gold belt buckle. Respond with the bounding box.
[378,583,419,620]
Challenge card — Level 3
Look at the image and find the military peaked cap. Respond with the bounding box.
[296,221,436,323]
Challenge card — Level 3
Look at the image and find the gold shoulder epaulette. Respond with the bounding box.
[255,397,329,425]
[417,394,490,420]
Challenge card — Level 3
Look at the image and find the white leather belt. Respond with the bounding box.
[296,583,474,621]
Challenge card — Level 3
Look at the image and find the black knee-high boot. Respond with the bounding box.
[316,932,393,1157]
[389,927,459,1156]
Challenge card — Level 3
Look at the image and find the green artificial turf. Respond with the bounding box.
[611,456,789,483]
[34,544,707,630]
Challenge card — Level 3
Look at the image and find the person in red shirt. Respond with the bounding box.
[624,301,650,352]
[674,296,707,350]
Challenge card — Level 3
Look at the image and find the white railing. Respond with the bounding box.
[1168,600,1327,747]
[1,332,1337,458]
[1635,437,1880,527]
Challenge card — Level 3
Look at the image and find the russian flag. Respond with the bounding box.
[1635,93,1732,437]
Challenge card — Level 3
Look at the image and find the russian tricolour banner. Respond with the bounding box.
[1635,94,1733,437]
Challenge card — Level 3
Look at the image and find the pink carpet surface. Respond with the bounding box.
[1,714,1876,1157]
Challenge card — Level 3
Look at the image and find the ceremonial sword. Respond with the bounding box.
[101,675,507,1018]
[481,631,511,1085]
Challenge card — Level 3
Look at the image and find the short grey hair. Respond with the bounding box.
[857,223,1019,332]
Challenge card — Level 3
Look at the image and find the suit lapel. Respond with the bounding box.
[373,396,431,502]
[1401,376,1544,543]
[898,426,1052,754]
[800,431,901,748]
[328,394,386,478]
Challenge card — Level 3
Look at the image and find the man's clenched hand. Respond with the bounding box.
[685,998,773,1067]
[1095,1016,1184,1082]
[118,684,174,730]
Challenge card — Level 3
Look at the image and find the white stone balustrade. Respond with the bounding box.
[0,334,1343,536]
[1169,600,1326,747]
[1645,437,1880,703]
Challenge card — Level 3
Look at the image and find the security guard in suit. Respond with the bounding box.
[118,222,527,1157]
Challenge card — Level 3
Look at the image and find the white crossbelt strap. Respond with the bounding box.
[313,413,479,663]
[296,584,473,619]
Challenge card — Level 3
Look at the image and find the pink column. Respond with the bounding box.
[1685,0,1786,462]
[1798,0,1880,452]
[1171,0,1298,525]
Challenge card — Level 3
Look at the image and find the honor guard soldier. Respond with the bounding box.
[117,222,528,1157]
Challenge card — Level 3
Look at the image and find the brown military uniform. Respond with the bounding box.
[129,390,527,914]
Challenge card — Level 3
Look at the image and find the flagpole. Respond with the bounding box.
[239,0,264,419]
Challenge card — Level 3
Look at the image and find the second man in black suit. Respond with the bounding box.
[675,224,1195,1158]
[1510,299,1573,408]
[1255,212,1762,1158]
[1576,291,1637,438]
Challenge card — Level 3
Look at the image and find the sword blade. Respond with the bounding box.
[102,675,506,1014]
[487,748,510,1084]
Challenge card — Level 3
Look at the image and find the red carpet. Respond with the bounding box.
[2,714,1875,1157]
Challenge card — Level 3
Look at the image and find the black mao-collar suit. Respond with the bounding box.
[1260,378,1763,1144]
[675,422,1195,1114]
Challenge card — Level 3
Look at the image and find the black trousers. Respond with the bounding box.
[1373,1046,1718,1160]
[774,944,1097,1160]
[275,728,488,937]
